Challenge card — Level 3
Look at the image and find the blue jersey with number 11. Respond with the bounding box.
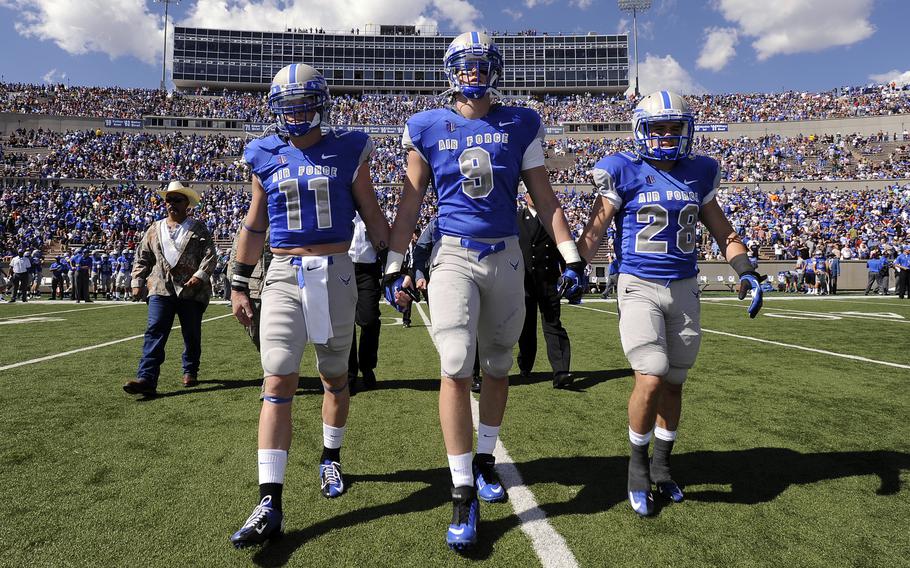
[244,130,373,248]
[591,152,720,281]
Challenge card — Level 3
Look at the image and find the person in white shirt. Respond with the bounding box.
[7,250,31,303]
[347,212,382,394]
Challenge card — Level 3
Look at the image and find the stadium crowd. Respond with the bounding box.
[2,82,910,124]
[4,128,910,185]
[3,180,907,266]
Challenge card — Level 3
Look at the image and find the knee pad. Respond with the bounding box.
[438,339,473,379]
[261,347,297,377]
[479,343,513,378]
[627,346,670,378]
[665,367,689,385]
[316,354,348,381]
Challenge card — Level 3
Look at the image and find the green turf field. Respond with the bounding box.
[0,295,908,567]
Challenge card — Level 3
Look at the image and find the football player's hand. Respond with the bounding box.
[382,271,418,312]
[231,288,254,327]
[557,261,587,303]
[738,271,765,318]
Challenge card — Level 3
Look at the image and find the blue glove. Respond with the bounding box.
[557,261,587,303]
[382,271,418,313]
[738,271,764,318]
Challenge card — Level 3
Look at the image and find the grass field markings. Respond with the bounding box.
[703,300,910,323]
[412,301,580,568]
[569,304,910,370]
[0,303,130,321]
[817,297,910,309]
[0,312,235,373]
[0,316,67,325]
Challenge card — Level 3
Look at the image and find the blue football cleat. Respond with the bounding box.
[473,453,507,503]
[320,460,345,498]
[656,480,684,503]
[447,485,479,551]
[230,495,284,548]
[628,490,655,517]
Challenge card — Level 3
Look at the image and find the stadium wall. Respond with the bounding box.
[0,260,893,293]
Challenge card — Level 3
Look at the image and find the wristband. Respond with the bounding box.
[232,260,255,278]
[242,223,267,234]
[557,240,583,264]
[729,253,754,278]
[384,250,404,275]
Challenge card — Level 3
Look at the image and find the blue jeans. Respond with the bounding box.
[137,295,207,385]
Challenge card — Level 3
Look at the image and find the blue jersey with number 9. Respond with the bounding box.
[402,105,545,239]
[243,130,373,248]
[591,152,720,280]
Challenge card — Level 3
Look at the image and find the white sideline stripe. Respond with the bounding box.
[411,302,579,568]
[704,300,910,323]
[570,304,910,370]
[0,313,234,372]
[0,303,129,321]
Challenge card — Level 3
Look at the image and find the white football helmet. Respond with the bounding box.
[268,63,331,137]
[632,90,695,161]
[443,31,504,99]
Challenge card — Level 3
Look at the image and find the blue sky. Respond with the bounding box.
[0,0,908,94]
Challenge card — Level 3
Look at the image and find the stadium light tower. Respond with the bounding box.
[617,0,651,98]
[154,0,181,91]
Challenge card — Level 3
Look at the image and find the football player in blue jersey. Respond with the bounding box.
[576,90,764,517]
[228,63,390,548]
[383,31,586,551]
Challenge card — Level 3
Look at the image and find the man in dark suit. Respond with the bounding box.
[516,191,573,388]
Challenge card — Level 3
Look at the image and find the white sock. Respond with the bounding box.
[628,426,653,446]
[447,451,474,488]
[323,423,346,450]
[477,422,500,455]
[258,449,288,485]
[654,426,677,442]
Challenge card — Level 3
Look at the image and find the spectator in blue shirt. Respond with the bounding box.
[895,246,910,300]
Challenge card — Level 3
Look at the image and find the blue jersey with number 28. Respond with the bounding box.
[402,105,545,239]
[591,152,720,281]
[244,130,372,248]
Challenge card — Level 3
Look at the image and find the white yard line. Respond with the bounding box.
[569,304,910,370]
[0,313,234,372]
[0,303,130,321]
[412,301,580,568]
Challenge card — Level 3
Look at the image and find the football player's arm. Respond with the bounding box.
[351,161,390,252]
[231,174,269,327]
[522,166,576,253]
[386,149,429,268]
[576,195,617,263]
[700,198,763,316]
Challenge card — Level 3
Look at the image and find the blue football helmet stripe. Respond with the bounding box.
[660,90,671,109]
[289,63,297,84]
[471,31,479,44]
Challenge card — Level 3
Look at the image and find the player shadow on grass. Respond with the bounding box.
[514,447,910,520]
[248,447,908,565]
[249,467,520,566]
[134,377,263,400]
[510,367,634,390]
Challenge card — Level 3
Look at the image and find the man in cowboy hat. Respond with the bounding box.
[123,181,217,396]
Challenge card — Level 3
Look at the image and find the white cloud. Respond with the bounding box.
[0,0,486,66]
[570,0,592,8]
[713,0,875,60]
[502,7,523,20]
[523,0,554,7]
[627,53,706,96]
[616,17,629,35]
[41,68,66,84]
[869,69,910,87]
[1,0,163,64]
[696,27,738,71]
